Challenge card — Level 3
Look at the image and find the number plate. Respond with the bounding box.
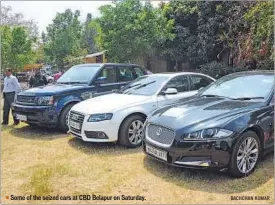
[16,114,27,121]
[146,145,167,161]
[69,121,81,130]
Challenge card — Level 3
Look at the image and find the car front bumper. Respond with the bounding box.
[143,136,235,170]
[68,118,120,143]
[11,103,58,127]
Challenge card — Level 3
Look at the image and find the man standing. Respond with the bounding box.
[29,70,48,88]
[2,68,21,125]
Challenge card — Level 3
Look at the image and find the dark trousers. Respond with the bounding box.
[3,92,19,124]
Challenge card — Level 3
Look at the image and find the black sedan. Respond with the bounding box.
[143,71,274,177]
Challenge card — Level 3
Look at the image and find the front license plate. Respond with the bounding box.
[69,121,81,130]
[146,145,167,161]
[16,114,27,121]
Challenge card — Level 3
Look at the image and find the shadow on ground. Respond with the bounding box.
[143,152,274,194]
[68,137,141,156]
[8,124,68,141]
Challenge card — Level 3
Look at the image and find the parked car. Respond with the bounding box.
[11,63,148,131]
[68,73,215,147]
[16,72,29,82]
[143,71,274,177]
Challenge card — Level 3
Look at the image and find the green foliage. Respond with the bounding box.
[81,13,97,53]
[1,26,35,70]
[96,0,174,62]
[44,9,87,69]
[196,61,248,79]
[244,1,274,59]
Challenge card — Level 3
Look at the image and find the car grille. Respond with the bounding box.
[16,95,35,105]
[69,111,85,134]
[146,124,175,145]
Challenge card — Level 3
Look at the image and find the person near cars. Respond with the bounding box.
[29,70,48,88]
[2,68,21,125]
[54,70,63,81]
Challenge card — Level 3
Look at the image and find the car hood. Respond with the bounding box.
[149,97,264,131]
[72,93,150,114]
[19,83,88,96]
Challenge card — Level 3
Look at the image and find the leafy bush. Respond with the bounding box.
[196,60,273,79]
[256,60,274,70]
[195,61,247,79]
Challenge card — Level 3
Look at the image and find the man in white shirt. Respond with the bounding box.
[2,68,21,125]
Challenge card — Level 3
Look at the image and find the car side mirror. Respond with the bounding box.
[94,77,107,85]
[162,88,178,95]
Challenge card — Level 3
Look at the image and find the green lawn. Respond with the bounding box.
[1,122,274,204]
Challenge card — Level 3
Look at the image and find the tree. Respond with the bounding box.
[1,6,38,38]
[244,1,274,60]
[44,9,87,69]
[1,26,35,70]
[82,13,97,53]
[160,1,199,69]
[96,0,174,62]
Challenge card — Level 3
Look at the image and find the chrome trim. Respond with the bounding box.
[174,160,211,167]
[145,123,175,148]
[69,131,82,139]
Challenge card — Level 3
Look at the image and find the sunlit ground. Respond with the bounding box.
[1,121,274,204]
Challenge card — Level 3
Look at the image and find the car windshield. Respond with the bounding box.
[118,75,169,96]
[200,73,274,100]
[57,65,101,84]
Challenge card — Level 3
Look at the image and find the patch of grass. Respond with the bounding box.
[1,122,274,204]
[21,165,53,196]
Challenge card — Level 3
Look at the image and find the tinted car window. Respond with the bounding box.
[98,66,117,83]
[57,65,101,84]
[190,75,213,90]
[163,75,189,92]
[118,66,135,82]
[201,74,274,99]
[133,67,145,77]
[118,75,169,96]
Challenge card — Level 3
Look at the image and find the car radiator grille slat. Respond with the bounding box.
[16,95,35,105]
[69,111,85,134]
[146,124,175,145]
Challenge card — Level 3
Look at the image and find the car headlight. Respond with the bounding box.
[183,128,233,140]
[87,113,113,122]
[36,96,54,105]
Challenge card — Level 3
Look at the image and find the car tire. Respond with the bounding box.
[58,103,76,132]
[27,122,38,127]
[229,130,261,178]
[118,114,146,148]
[48,79,53,83]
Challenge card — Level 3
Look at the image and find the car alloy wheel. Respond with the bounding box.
[237,136,259,174]
[128,120,144,145]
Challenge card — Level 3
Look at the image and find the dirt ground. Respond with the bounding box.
[1,121,274,204]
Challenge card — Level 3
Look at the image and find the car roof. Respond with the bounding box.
[149,72,212,77]
[226,70,274,76]
[73,63,145,67]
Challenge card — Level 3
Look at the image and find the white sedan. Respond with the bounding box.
[68,73,215,147]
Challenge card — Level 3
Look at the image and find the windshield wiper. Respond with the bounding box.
[232,97,264,100]
[57,82,86,85]
[124,81,156,94]
[201,94,232,99]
